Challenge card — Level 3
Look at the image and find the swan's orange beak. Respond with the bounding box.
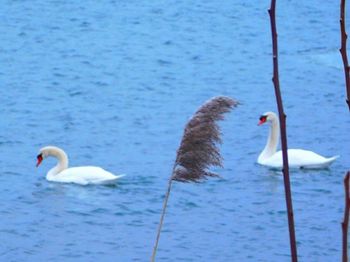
[258,115,267,126]
[36,154,43,167]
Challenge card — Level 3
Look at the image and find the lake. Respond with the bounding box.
[0,1,349,261]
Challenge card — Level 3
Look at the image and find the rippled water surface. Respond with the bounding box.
[0,1,349,261]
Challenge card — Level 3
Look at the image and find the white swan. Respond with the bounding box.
[36,146,124,185]
[257,112,339,169]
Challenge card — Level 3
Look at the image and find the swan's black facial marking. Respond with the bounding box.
[258,115,268,125]
[36,153,43,167]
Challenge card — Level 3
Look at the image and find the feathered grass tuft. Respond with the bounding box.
[172,96,239,182]
[151,96,238,262]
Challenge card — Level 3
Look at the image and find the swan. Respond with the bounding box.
[257,112,339,169]
[36,146,124,185]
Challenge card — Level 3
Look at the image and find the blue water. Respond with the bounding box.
[0,1,349,261]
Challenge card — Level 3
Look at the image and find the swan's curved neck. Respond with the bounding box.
[46,148,69,178]
[258,117,280,162]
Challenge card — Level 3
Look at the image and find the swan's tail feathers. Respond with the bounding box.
[301,155,339,169]
[326,155,340,164]
[98,174,125,185]
[314,155,340,169]
[114,174,126,180]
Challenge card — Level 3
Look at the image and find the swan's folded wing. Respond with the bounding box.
[262,149,338,169]
[54,166,124,185]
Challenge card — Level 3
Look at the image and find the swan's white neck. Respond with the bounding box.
[258,116,280,162]
[44,147,69,179]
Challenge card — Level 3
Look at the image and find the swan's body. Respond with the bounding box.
[36,146,124,185]
[257,112,338,169]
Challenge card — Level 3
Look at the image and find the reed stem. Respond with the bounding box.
[151,178,173,262]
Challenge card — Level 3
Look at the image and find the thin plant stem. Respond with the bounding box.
[151,178,173,262]
[340,0,350,110]
[342,172,350,262]
[268,1,298,261]
[339,1,350,260]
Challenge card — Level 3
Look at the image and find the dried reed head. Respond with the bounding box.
[172,96,238,182]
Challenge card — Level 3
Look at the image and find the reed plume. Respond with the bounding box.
[151,96,238,261]
[172,96,237,182]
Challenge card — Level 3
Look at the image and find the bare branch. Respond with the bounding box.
[340,0,350,110]
[268,1,298,261]
[340,2,350,261]
[342,172,350,262]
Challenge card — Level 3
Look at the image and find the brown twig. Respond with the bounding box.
[268,1,298,261]
[342,172,350,262]
[340,0,350,110]
[340,1,350,260]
